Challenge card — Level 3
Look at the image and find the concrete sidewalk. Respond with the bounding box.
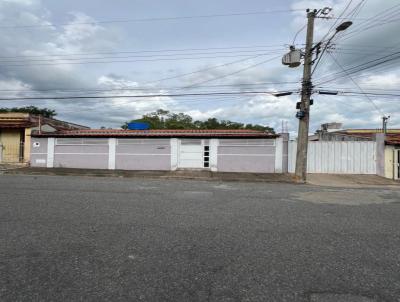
[307,173,399,188]
[1,166,399,188]
[1,167,294,183]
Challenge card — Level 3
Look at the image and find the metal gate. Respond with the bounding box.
[0,142,24,163]
[177,139,204,169]
[288,141,376,174]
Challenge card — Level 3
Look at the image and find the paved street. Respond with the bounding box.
[1,175,400,301]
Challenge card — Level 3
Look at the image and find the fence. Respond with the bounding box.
[288,141,377,174]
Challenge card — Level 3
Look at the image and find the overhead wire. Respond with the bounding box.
[315,49,400,85]
[326,52,383,115]
[0,48,286,64]
[0,52,285,67]
[0,90,299,101]
[182,55,282,89]
[0,9,306,30]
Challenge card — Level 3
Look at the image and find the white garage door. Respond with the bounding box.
[178,140,204,168]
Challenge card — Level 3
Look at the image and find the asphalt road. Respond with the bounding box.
[1,175,400,302]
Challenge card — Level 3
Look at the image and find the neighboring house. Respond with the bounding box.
[308,123,400,179]
[0,113,89,164]
[30,129,289,173]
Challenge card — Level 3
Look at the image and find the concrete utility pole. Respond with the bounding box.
[295,9,316,182]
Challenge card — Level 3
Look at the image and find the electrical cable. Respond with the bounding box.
[0,9,306,29]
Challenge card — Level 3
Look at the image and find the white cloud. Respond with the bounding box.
[0,0,399,133]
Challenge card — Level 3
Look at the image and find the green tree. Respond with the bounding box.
[122,109,274,133]
[0,106,57,118]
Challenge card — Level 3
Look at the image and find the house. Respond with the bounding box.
[309,123,400,179]
[0,113,89,164]
[30,129,289,173]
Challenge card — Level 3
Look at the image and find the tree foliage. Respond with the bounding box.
[122,109,274,133]
[0,106,57,118]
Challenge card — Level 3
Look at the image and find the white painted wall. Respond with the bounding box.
[288,141,377,174]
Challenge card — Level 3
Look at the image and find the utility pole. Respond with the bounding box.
[382,115,390,134]
[295,9,316,182]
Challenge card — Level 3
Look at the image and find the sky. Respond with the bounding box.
[0,0,399,134]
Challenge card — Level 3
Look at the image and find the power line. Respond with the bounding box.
[0,81,300,93]
[327,52,382,114]
[0,90,298,101]
[320,0,354,42]
[0,52,283,67]
[0,9,305,29]
[182,55,282,89]
[0,49,284,65]
[0,44,288,60]
[315,50,400,85]
[334,3,400,43]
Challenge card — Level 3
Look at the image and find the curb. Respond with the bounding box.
[2,168,296,184]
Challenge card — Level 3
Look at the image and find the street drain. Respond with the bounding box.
[310,293,377,302]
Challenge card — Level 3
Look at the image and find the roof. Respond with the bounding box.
[385,134,400,145]
[0,112,89,131]
[317,129,400,146]
[32,129,278,138]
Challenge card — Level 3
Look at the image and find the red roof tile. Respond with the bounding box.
[32,129,277,138]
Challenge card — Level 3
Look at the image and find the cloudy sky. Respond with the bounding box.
[0,0,399,133]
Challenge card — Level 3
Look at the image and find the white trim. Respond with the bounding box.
[108,138,116,170]
[274,137,283,173]
[55,138,108,146]
[218,154,274,157]
[46,138,55,168]
[218,144,275,147]
[54,144,109,146]
[170,138,178,171]
[116,153,171,156]
[54,153,109,155]
[210,139,219,172]
[31,152,48,155]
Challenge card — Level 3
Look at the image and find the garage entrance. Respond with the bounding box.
[396,149,400,180]
[177,139,207,169]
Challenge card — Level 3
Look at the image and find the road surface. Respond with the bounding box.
[1,175,400,301]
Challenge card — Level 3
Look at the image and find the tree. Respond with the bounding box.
[0,106,57,118]
[122,109,275,133]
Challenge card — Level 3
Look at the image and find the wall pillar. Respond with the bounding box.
[209,139,219,172]
[170,138,178,171]
[375,133,385,177]
[281,133,289,173]
[46,138,55,168]
[275,137,283,173]
[24,128,31,163]
[108,138,116,170]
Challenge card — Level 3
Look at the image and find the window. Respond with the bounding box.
[181,139,202,145]
[56,138,108,145]
[218,139,275,146]
[117,139,169,145]
[203,145,210,168]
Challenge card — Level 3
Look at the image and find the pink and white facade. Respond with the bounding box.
[30,129,288,173]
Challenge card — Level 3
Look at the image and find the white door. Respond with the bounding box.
[178,140,203,168]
